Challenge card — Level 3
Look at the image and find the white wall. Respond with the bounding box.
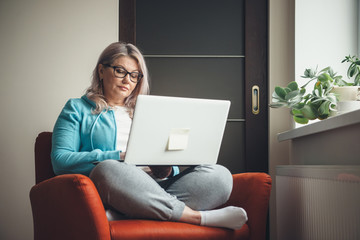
[269,1,295,239]
[0,0,118,239]
[295,0,359,87]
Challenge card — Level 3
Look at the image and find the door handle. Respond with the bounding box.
[252,85,260,115]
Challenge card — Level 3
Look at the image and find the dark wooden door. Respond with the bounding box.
[119,0,268,174]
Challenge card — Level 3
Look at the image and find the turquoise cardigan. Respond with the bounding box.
[51,95,179,176]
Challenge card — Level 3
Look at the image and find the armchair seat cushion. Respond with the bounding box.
[109,220,249,240]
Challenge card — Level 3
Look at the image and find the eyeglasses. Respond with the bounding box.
[103,64,143,83]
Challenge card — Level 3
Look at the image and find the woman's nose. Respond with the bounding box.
[122,74,131,83]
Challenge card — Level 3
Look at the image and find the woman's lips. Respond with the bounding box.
[118,86,128,91]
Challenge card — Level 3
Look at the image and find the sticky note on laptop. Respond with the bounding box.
[167,128,190,151]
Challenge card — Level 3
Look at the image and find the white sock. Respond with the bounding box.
[200,206,248,230]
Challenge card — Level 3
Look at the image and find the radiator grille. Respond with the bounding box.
[276,166,360,240]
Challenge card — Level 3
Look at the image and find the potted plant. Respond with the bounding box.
[342,55,360,86]
[269,67,341,124]
[329,55,360,115]
[271,55,360,124]
[332,55,360,103]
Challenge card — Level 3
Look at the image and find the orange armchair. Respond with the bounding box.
[30,132,271,240]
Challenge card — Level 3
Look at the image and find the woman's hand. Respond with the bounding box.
[150,166,172,179]
[120,152,126,160]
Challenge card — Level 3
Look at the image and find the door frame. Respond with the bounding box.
[118,0,268,173]
[244,0,268,172]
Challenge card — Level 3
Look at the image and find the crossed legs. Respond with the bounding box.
[90,160,247,229]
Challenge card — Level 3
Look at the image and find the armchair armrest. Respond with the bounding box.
[30,174,111,240]
[223,173,272,240]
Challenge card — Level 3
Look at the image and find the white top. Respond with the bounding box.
[112,106,152,175]
[112,106,132,152]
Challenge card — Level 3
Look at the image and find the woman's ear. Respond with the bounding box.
[98,64,104,79]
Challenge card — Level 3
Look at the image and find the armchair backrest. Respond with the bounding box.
[35,132,55,184]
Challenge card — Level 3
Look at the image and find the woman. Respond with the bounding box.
[51,42,247,230]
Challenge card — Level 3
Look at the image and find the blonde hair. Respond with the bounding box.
[86,42,150,115]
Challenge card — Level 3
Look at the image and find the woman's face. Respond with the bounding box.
[99,56,140,106]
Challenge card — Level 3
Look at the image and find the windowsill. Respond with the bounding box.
[277,109,360,142]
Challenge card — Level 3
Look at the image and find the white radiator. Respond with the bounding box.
[276,165,360,240]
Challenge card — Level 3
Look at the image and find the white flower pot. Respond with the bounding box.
[331,86,360,115]
[336,101,360,114]
[331,86,360,101]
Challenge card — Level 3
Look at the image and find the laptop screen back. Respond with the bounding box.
[124,95,230,166]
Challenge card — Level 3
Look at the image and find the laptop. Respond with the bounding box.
[124,95,231,166]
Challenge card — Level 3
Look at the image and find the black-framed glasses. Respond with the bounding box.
[103,64,143,83]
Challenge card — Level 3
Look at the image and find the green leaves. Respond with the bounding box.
[287,81,298,91]
[275,87,287,99]
[270,66,341,124]
[289,101,333,124]
[318,73,332,82]
[292,108,309,124]
[300,104,317,120]
[269,81,305,109]
[302,68,317,79]
[342,55,360,86]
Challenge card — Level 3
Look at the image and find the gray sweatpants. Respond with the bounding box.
[89,160,233,221]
